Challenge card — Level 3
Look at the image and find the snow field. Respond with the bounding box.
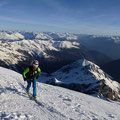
[0,67,120,120]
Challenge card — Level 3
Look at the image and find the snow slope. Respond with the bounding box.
[0,67,120,120]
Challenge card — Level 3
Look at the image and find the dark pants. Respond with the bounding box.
[26,77,37,97]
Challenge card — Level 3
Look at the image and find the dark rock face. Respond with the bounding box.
[98,81,120,101]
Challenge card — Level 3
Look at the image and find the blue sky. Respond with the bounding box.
[0,0,120,35]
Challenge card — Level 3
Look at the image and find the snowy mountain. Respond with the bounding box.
[0,32,24,40]
[48,32,78,40]
[43,59,120,101]
[35,32,52,40]
[0,67,120,120]
[0,31,82,72]
[0,31,112,74]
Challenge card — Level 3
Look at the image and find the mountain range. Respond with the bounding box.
[0,31,113,74]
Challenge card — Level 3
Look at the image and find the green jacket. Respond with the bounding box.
[23,66,41,80]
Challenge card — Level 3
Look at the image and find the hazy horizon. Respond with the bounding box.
[0,0,120,35]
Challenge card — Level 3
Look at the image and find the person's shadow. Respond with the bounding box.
[0,84,27,98]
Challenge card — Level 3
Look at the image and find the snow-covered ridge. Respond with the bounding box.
[1,30,120,43]
[48,32,78,40]
[35,32,53,40]
[44,59,120,101]
[0,39,80,64]
[91,35,120,43]
[1,67,120,120]
[0,32,24,40]
[0,31,80,67]
[0,31,78,41]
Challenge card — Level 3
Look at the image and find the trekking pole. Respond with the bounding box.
[24,79,27,87]
[36,76,38,87]
[24,81,25,87]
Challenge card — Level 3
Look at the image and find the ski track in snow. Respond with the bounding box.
[0,67,120,120]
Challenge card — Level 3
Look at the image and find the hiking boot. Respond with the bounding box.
[33,97,37,101]
[27,92,31,96]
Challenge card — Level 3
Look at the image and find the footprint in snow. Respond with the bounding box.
[58,95,72,102]
[0,112,33,120]
[108,114,115,118]
[63,98,72,102]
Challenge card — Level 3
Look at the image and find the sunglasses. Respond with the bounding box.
[33,64,39,67]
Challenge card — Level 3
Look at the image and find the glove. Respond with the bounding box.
[36,75,39,79]
[24,78,27,81]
